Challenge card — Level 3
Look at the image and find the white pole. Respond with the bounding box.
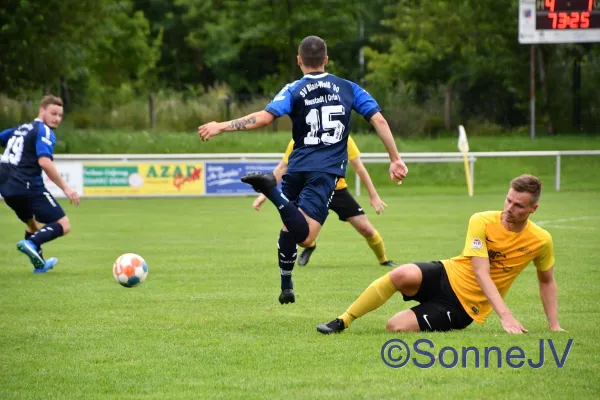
[470,159,475,191]
[555,155,561,191]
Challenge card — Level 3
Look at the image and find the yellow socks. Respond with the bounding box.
[338,273,397,328]
[366,231,387,264]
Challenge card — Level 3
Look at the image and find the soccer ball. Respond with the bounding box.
[113,253,148,288]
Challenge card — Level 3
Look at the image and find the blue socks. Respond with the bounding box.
[30,223,64,248]
[278,230,297,290]
[266,187,309,244]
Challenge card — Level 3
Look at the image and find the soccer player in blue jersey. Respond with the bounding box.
[199,36,407,304]
[0,95,80,273]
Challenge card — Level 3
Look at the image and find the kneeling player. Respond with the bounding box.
[0,95,80,273]
[317,175,566,334]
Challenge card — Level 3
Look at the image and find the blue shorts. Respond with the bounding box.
[2,191,66,224]
[281,171,338,225]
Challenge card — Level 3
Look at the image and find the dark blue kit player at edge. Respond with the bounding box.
[1,94,80,273]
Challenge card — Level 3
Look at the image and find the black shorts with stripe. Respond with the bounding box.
[329,188,365,221]
[2,191,66,224]
[402,261,474,332]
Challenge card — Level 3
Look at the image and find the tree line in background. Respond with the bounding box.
[1,0,598,135]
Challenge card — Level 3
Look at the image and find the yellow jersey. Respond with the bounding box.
[283,136,360,191]
[442,211,555,324]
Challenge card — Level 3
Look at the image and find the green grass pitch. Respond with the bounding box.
[1,190,599,399]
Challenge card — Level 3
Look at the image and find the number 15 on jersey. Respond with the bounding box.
[304,105,346,146]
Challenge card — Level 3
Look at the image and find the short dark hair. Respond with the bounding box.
[40,94,63,109]
[511,174,542,204]
[298,36,327,68]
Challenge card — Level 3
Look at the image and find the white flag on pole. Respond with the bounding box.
[458,125,469,153]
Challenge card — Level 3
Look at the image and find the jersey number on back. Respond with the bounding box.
[1,136,25,166]
[304,105,345,146]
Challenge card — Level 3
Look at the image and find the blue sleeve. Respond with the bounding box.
[0,128,16,147]
[349,81,381,121]
[36,124,56,159]
[265,83,295,118]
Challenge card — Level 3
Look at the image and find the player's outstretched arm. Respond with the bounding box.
[472,256,527,334]
[369,112,407,185]
[38,157,80,206]
[198,110,275,141]
[253,159,288,211]
[349,157,387,214]
[536,267,565,331]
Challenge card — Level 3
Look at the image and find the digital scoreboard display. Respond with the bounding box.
[519,0,600,43]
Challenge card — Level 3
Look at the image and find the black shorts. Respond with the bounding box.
[329,188,365,221]
[403,261,473,332]
[2,191,66,224]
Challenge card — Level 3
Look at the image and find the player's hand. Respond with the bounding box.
[369,195,387,214]
[64,187,80,206]
[253,194,267,211]
[198,121,224,141]
[501,315,528,334]
[389,158,408,185]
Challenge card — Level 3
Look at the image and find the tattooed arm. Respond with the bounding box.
[198,110,275,141]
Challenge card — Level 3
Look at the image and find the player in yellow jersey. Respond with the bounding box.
[317,174,566,334]
[253,136,397,267]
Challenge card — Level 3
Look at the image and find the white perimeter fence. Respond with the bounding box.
[38,150,600,199]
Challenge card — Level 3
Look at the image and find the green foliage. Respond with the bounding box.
[1,0,599,134]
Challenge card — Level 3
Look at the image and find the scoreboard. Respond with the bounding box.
[519,0,600,43]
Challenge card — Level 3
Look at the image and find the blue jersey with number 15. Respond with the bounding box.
[0,119,56,195]
[265,72,380,177]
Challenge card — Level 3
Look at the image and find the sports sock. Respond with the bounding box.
[25,231,43,258]
[338,273,397,328]
[306,241,316,248]
[278,230,297,290]
[265,187,309,244]
[30,223,64,248]
[366,231,387,264]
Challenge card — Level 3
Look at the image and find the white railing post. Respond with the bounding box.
[555,154,561,191]
[470,159,475,191]
[355,171,360,197]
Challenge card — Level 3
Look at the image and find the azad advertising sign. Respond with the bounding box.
[83,163,205,196]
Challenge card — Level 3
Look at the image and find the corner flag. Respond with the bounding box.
[458,125,473,197]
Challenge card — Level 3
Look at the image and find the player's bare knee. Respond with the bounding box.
[58,217,71,235]
[389,264,422,294]
[386,319,401,332]
[358,222,376,238]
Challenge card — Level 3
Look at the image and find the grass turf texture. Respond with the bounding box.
[1,189,599,399]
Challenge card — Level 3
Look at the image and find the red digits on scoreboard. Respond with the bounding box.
[581,12,590,28]
[548,12,558,29]
[545,0,556,12]
[557,12,568,29]
[570,12,580,29]
[548,11,592,29]
[589,0,593,12]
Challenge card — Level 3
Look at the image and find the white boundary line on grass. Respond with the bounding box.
[535,216,599,230]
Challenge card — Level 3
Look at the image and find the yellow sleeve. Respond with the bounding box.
[347,136,360,161]
[462,213,489,258]
[282,139,294,163]
[534,236,555,271]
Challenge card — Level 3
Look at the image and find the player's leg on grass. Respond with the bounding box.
[347,215,396,267]
[317,264,423,334]
[17,193,69,272]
